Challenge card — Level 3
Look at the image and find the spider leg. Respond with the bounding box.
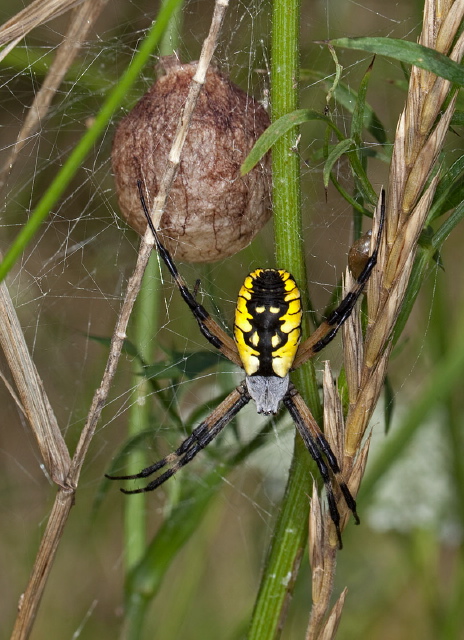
[293,189,385,369]
[106,383,251,493]
[137,180,242,368]
[283,384,359,549]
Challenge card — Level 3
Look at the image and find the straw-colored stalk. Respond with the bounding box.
[306,1,464,638]
[0,0,109,192]
[3,2,230,638]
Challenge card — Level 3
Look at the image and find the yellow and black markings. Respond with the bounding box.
[234,269,302,377]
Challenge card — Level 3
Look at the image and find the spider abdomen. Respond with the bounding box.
[234,269,302,377]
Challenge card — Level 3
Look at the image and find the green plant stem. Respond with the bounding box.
[160,0,183,54]
[124,254,160,571]
[123,0,181,609]
[0,0,183,283]
[248,1,321,638]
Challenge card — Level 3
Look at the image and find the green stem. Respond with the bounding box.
[122,0,182,617]
[248,1,321,638]
[124,254,160,571]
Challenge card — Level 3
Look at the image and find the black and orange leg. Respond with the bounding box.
[293,189,385,368]
[106,383,251,493]
[137,180,242,367]
[283,384,359,549]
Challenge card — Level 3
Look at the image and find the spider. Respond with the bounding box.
[107,182,385,548]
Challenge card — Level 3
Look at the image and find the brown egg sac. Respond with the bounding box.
[112,57,272,263]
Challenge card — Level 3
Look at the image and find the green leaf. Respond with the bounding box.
[325,44,343,105]
[351,57,375,147]
[432,199,464,251]
[302,68,387,144]
[329,173,374,216]
[323,138,354,188]
[330,37,464,86]
[429,155,464,222]
[241,109,343,174]
[343,148,378,205]
[383,376,395,435]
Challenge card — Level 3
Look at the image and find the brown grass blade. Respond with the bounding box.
[0,0,109,191]
[0,274,70,485]
[0,0,83,51]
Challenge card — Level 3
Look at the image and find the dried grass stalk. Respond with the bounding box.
[0,0,83,51]
[7,1,230,638]
[0,276,70,485]
[317,588,347,640]
[0,0,108,191]
[305,1,463,637]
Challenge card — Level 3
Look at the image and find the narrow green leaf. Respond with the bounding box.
[241,109,343,174]
[351,57,375,146]
[323,138,354,187]
[329,173,373,216]
[429,155,464,221]
[344,149,378,205]
[325,44,343,105]
[302,68,387,143]
[432,199,464,251]
[330,37,464,86]
[125,466,225,605]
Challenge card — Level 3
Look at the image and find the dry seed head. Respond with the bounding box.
[348,433,372,498]
[318,588,347,640]
[366,193,387,324]
[322,361,345,461]
[435,2,464,53]
[306,3,464,637]
[112,56,271,263]
[342,269,364,403]
[309,482,324,602]
[345,348,389,458]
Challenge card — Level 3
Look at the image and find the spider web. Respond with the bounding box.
[0,1,461,638]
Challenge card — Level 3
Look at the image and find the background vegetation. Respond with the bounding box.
[0,0,463,638]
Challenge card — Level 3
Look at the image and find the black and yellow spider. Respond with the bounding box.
[107,183,385,548]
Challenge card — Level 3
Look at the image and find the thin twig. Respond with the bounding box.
[68,0,230,486]
[8,2,230,638]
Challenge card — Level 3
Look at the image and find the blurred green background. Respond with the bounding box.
[1,0,464,638]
